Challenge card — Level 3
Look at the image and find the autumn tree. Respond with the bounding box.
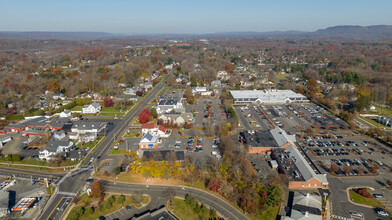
[103,96,114,107]
[139,108,151,123]
[207,178,220,192]
[91,181,104,200]
[307,79,318,91]
[47,80,61,92]
[330,162,338,174]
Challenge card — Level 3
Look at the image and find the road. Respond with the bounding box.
[103,181,248,220]
[0,167,62,179]
[40,76,168,220]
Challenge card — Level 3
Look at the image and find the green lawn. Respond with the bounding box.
[99,107,123,116]
[376,107,392,117]
[70,106,83,111]
[171,199,202,220]
[358,116,389,129]
[250,206,280,220]
[123,131,140,138]
[349,190,383,208]
[109,148,125,155]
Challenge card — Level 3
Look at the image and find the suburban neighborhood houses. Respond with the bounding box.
[0,24,392,220]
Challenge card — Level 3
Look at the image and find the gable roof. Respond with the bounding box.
[141,123,156,129]
[286,145,328,185]
[140,133,159,143]
[44,140,72,152]
[158,125,166,133]
[270,127,296,147]
[91,102,101,108]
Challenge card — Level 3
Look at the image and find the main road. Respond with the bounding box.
[40,76,168,220]
[103,181,248,220]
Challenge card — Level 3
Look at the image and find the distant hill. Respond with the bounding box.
[0,31,126,40]
[208,30,307,36]
[308,25,392,40]
[0,25,391,41]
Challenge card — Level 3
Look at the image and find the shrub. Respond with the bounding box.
[117,195,125,204]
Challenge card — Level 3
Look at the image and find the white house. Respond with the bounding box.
[60,110,72,118]
[158,112,194,126]
[123,87,139,95]
[156,98,185,114]
[143,81,153,90]
[53,130,66,141]
[210,80,222,87]
[82,103,101,114]
[141,124,171,137]
[69,121,106,142]
[192,87,212,96]
[39,140,73,160]
[217,71,230,80]
[53,93,66,100]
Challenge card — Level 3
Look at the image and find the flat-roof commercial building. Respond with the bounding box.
[241,127,297,154]
[230,89,309,105]
[272,146,328,189]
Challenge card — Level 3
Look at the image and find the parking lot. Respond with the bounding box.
[297,134,392,177]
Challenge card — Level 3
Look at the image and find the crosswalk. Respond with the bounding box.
[58,191,76,196]
[332,214,355,220]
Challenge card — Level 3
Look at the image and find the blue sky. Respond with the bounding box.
[1,0,391,34]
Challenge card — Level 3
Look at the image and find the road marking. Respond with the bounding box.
[58,191,76,196]
[46,197,65,220]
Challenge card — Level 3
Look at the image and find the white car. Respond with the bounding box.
[376,209,389,216]
[350,211,363,218]
[211,151,218,155]
[212,144,218,148]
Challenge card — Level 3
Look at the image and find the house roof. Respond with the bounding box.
[44,140,72,152]
[91,103,101,108]
[140,133,159,143]
[72,121,104,131]
[2,116,65,131]
[158,99,178,106]
[62,109,71,114]
[141,123,156,129]
[158,125,166,133]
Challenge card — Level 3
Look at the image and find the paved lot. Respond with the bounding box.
[328,174,392,220]
[0,134,28,155]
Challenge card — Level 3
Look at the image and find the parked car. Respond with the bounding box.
[375,208,389,217]
[373,194,384,198]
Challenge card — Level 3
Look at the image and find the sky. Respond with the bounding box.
[1,0,392,34]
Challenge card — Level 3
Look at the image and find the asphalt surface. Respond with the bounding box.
[103,181,248,220]
[328,173,392,220]
[0,166,62,179]
[40,77,168,220]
